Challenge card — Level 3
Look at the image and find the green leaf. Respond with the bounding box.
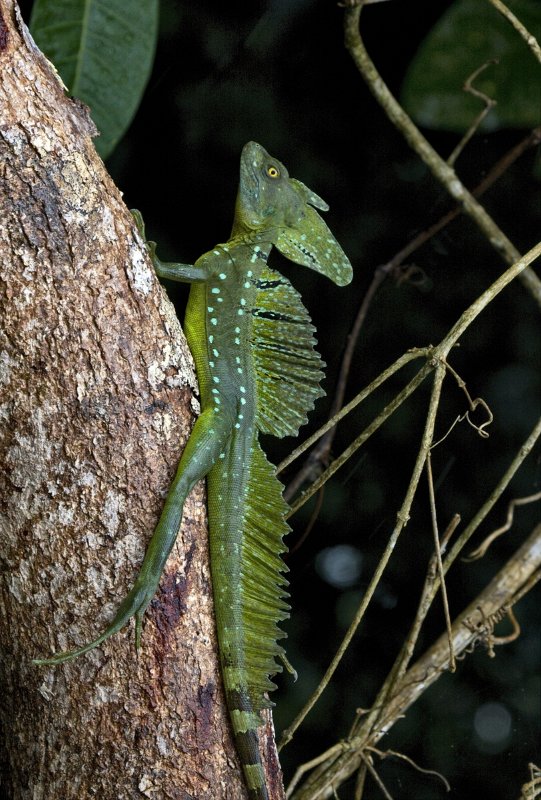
[30,0,158,158]
[401,0,541,132]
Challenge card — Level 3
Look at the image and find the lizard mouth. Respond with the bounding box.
[239,141,264,200]
[237,141,268,228]
[237,141,294,231]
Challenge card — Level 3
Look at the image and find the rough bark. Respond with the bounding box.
[0,3,282,798]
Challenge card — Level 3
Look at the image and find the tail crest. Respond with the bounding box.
[209,437,289,798]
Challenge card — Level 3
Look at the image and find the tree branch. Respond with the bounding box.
[343,2,541,307]
[290,523,541,798]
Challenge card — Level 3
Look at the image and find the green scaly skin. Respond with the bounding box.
[34,142,353,800]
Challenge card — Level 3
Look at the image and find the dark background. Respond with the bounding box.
[24,1,541,797]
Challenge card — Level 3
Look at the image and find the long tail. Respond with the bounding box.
[228,693,269,800]
[208,436,290,799]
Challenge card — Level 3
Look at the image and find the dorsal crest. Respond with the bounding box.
[251,265,325,438]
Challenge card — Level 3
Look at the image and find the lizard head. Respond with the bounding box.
[234,142,352,287]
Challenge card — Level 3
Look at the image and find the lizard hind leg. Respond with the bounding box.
[33,405,233,666]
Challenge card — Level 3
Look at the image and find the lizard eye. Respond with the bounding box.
[266,165,280,178]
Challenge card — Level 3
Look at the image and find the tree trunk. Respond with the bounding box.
[0,3,282,798]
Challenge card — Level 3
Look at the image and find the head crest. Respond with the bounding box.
[236,142,353,287]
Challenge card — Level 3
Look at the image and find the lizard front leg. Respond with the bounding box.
[132,208,210,283]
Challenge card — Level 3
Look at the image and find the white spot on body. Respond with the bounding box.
[210,318,217,326]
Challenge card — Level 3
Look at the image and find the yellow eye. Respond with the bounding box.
[266,165,280,178]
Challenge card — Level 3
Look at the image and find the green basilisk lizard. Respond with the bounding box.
[34,142,353,800]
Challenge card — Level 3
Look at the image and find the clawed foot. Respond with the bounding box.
[33,579,157,666]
